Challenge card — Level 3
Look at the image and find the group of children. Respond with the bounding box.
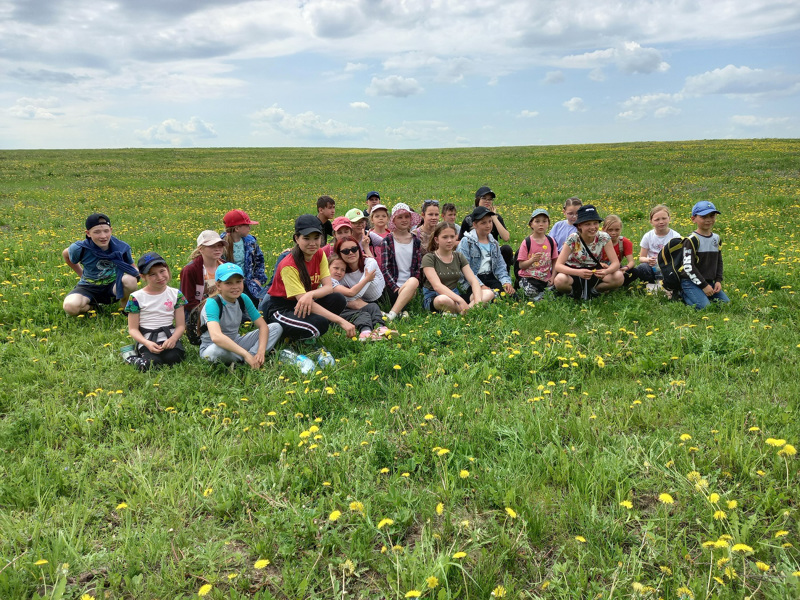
[63,189,727,373]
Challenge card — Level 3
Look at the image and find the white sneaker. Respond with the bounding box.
[646,283,659,294]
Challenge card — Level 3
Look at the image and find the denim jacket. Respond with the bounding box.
[219,232,268,299]
[456,230,512,288]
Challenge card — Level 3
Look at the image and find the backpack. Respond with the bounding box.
[513,235,555,289]
[657,235,698,292]
[184,295,246,346]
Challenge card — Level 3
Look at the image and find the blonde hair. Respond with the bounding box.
[564,196,583,209]
[649,204,670,219]
[603,214,622,229]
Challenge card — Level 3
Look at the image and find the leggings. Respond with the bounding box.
[267,293,347,341]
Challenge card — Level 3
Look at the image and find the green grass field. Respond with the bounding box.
[1,140,799,599]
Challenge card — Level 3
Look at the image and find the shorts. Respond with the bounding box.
[422,286,462,311]
[68,282,117,305]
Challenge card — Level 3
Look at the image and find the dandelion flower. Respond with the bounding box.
[436,448,450,456]
[452,551,467,559]
[254,559,270,569]
[426,575,439,588]
[436,502,444,515]
[775,530,789,538]
[659,566,672,575]
[350,501,364,513]
[713,510,727,521]
[779,444,797,456]
[658,493,674,505]
[727,500,738,509]
[393,365,402,370]
[680,433,692,441]
[686,471,701,482]
[575,536,586,543]
[198,584,213,596]
[708,493,720,504]
[377,518,394,529]
[80,595,95,600]
[405,591,422,598]
[34,559,48,566]
[459,469,469,479]
[676,586,694,599]
[755,562,770,572]
[203,488,213,497]
[748,426,760,432]
[619,500,633,509]
[116,502,128,510]
[731,543,753,553]
[505,507,517,519]
[329,510,341,522]
[491,585,507,597]
[766,438,786,447]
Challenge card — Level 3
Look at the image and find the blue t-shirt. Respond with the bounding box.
[68,238,133,285]
[233,240,245,269]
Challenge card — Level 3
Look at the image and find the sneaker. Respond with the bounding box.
[399,311,409,319]
[440,311,457,317]
[359,331,373,342]
[385,311,397,322]
[125,355,150,372]
[645,283,659,294]
[376,326,397,336]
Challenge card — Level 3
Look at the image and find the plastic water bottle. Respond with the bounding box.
[278,349,315,374]
[313,347,336,368]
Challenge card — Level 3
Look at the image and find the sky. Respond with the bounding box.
[2,0,799,149]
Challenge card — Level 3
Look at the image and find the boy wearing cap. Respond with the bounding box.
[457,206,514,297]
[316,195,336,245]
[459,186,513,270]
[220,209,268,303]
[364,191,381,230]
[62,213,140,316]
[680,202,728,309]
[124,253,187,371]
[199,263,282,368]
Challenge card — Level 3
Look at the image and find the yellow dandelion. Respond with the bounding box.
[775,530,789,538]
[731,543,753,553]
[329,510,341,522]
[436,448,450,456]
[426,575,439,588]
[459,469,469,479]
[619,500,633,509]
[708,493,720,504]
[80,595,95,600]
[755,562,770,572]
[377,518,394,529]
[727,500,738,509]
[452,551,467,559]
[748,426,760,432]
[436,502,444,515]
[379,467,389,474]
[505,507,517,519]
[779,444,797,456]
[766,438,786,447]
[393,365,402,370]
[254,559,270,569]
[116,502,128,510]
[713,510,727,521]
[575,536,586,543]
[203,488,213,497]
[680,433,692,441]
[686,471,701,482]
[404,591,421,598]
[349,501,364,513]
[676,586,694,598]
[658,493,674,505]
[424,413,435,420]
[198,584,212,596]
[34,559,48,566]
[491,585,507,597]
[659,565,672,575]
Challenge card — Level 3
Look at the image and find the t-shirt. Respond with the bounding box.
[268,249,330,299]
[199,294,261,349]
[125,287,187,342]
[68,239,133,285]
[548,220,576,252]
[394,240,414,286]
[518,236,558,281]
[640,229,681,259]
[600,237,634,263]
[339,257,385,302]
[233,240,245,268]
[477,242,492,274]
[564,231,611,269]
[422,251,468,291]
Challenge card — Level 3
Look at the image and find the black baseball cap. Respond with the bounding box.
[137,252,168,275]
[295,214,324,236]
[471,206,496,222]
[85,213,111,230]
[475,186,496,199]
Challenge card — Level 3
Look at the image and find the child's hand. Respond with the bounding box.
[145,340,162,353]
[578,269,594,280]
[503,283,515,295]
[339,320,356,338]
[703,284,714,297]
[648,257,657,267]
[161,337,176,350]
[364,268,377,282]
[294,293,314,318]
[456,297,470,313]
[245,353,262,370]
[712,282,722,294]
[253,351,266,368]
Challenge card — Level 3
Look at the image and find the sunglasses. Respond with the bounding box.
[339,246,359,255]
[422,199,439,207]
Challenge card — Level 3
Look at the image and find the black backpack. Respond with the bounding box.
[184,295,246,346]
[657,235,698,292]
[513,235,555,289]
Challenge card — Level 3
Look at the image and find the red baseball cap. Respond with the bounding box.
[223,209,259,227]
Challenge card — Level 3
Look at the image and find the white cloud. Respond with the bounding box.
[563,97,585,112]
[731,115,790,127]
[518,110,539,118]
[302,0,366,39]
[683,65,800,97]
[385,120,449,140]
[589,68,605,82]
[543,70,564,84]
[618,92,683,120]
[250,105,366,139]
[344,62,367,72]
[349,101,370,109]
[135,117,217,146]
[8,96,59,119]
[560,42,669,74]
[654,106,681,118]
[366,75,423,97]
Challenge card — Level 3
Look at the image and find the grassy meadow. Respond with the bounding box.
[1,139,799,599]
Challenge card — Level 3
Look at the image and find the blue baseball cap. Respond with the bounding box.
[136,252,168,275]
[367,191,380,200]
[215,263,244,282]
[692,201,720,217]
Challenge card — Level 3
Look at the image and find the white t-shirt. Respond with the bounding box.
[340,257,386,302]
[477,243,492,274]
[394,240,413,286]
[128,287,182,343]
[640,229,681,259]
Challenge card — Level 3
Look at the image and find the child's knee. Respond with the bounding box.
[63,294,87,315]
[121,274,139,293]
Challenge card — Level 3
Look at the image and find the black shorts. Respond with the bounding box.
[68,282,117,305]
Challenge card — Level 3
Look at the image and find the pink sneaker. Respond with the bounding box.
[358,331,373,342]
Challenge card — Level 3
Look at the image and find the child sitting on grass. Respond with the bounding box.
[62,213,139,316]
[457,206,514,297]
[638,204,681,292]
[516,208,558,301]
[554,205,624,299]
[220,209,269,304]
[328,252,391,341]
[680,201,729,310]
[124,253,187,372]
[600,215,653,287]
[199,263,282,369]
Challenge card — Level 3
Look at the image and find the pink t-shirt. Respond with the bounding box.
[518,236,558,281]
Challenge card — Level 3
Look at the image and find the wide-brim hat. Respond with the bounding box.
[574,204,603,225]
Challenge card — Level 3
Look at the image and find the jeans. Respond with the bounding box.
[680,280,729,310]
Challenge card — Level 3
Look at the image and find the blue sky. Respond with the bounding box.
[2,0,799,149]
